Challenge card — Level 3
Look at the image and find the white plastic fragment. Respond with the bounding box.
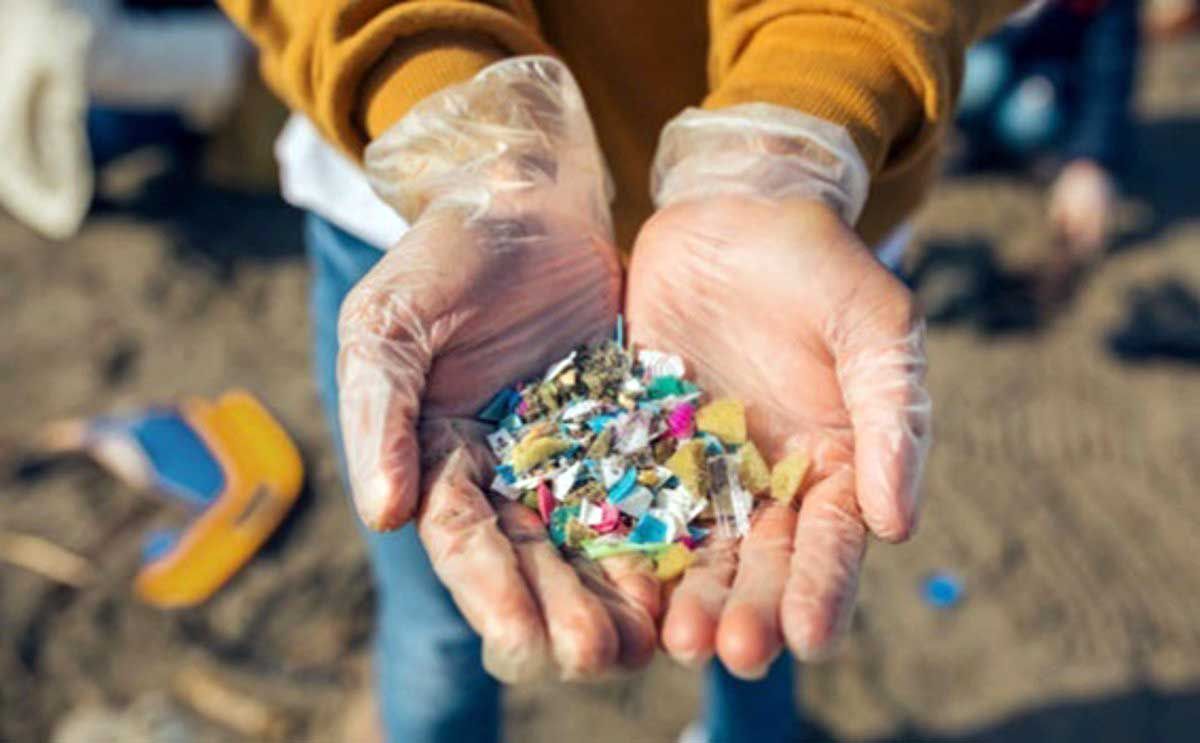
[543,351,577,382]
[637,349,686,379]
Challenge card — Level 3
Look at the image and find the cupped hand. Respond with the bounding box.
[336,56,661,684]
[626,196,931,677]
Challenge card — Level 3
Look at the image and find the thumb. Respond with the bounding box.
[337,281,431,532]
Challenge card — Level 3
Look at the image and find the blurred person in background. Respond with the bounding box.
[955,0,1140,267]
[217,2,1024,743]
[0,0,247,239]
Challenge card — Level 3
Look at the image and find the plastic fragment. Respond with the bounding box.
[922,571,964,609]
[638,350,686,379]
[537,481,555,525]
[666,403,696,439]
[551,461,583,501]
[737,441,771,495]
[511,436,569,473]
[611,485,653,518]
[770,452,810,504]
[629,510,674,544]
[647,376,689,400]
[654,543,695,581]
[549,505,580,547]
[695,398,747,445]
[665,440,708,501]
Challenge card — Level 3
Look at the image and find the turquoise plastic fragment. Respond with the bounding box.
[629,513,669,544]
[477,388,517,423]
[699,432,725,454]
[587,414,616,433]
[607,468,637,502]
[549,505,580,547]
[646,376,686,399]
[500,413,524,432]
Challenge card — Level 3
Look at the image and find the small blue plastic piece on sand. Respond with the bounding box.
[496,464,517,484]
[921,571,964,609]
[500,413,524,433]
[614,315,625,348]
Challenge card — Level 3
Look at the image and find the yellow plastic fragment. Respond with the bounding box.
[636,469,660,487]
[511,436,569,473]
[665,439,708,498]
[770,452,810,505]
[654,543,695,581]
[695,398,747,445]
[737,441,771,495]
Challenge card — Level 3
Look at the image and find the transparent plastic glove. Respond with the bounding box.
[629,105,931,677]
[339,56,658,683]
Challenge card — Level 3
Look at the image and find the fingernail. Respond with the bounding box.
[670,648,712,670]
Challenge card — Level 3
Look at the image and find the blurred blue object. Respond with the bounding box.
[93,410,225,508]
[86,106,194,169]
[922,571,965,609]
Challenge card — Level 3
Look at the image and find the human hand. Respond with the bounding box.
[628,106,931,678]
[338,57,659,683]
[1048,159,1115,261]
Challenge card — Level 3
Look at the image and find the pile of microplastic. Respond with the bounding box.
[478,332,810,581]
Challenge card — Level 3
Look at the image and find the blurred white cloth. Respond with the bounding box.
[0,0,92,239]
[0,0,248,240]
[275,115,408,250]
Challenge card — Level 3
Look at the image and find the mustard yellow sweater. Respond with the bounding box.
[217,0,1021,247]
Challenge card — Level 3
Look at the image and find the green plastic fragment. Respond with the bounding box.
[580,539,674,561]
[646,376,698,400]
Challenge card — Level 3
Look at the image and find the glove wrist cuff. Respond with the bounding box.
[651,103,869,225]
[365,55,613,234]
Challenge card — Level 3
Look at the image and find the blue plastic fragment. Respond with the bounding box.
[921,571,964,609]
[500,413,524,432]
[614,315,625,348]
[687,525,710,543]
[608,468,637,502]
[629,513,669,544]
[496,464,517,484]
[587,414,617,433]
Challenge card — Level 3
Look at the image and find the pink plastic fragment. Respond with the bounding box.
[537,481,555,525]
[517,399,530,416]
[667,403,696,439]
[594,502,622,533]
[678,535,697,550]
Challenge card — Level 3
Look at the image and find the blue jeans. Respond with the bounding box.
[306,212,798,743]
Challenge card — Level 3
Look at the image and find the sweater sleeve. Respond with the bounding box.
[216,1,552,160]
[705,0,1026,176]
